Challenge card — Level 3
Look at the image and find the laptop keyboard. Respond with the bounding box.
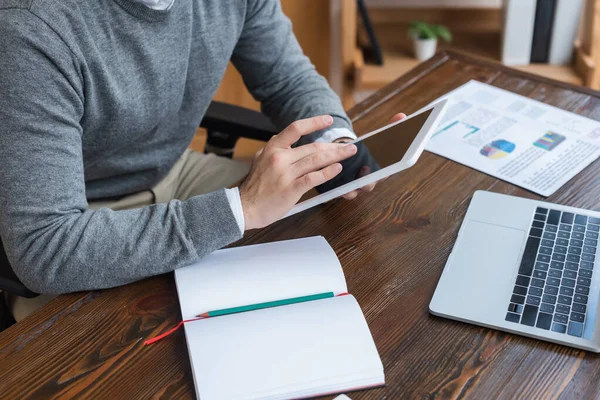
[505,207,599,338]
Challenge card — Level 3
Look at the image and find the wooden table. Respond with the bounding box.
[2,50,600,399]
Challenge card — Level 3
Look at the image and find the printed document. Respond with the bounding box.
[426,80,600,196]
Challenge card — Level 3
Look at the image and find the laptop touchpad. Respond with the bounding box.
[445,219,526,321]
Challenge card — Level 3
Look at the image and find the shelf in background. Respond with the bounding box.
[353,17,583,97]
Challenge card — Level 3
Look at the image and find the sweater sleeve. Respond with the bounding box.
[0,11,242,295]
[231,0,353,146]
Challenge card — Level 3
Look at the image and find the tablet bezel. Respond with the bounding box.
[284,99,448,218]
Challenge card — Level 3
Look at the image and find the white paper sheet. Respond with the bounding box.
[184,295,384,400]
[174,236,347,320]
[425,80,600,196]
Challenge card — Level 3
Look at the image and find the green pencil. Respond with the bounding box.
[196,292,335,318]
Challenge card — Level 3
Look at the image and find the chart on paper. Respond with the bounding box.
[425,80,600,196]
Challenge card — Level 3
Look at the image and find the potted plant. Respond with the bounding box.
[409,21,452,61]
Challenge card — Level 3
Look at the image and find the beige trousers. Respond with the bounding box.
[7,149,250,322]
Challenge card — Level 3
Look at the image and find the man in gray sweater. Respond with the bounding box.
[0,0,401,320]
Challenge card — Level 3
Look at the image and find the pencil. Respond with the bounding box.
[196,291,335,318]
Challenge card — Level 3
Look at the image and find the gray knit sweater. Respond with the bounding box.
[0,0,351,294]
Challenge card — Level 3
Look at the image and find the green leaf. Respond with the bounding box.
[408,21,452,41]
[435,25,453,42]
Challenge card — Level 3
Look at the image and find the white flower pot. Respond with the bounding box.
[413,37,438,61]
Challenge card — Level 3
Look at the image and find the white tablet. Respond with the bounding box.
[285,99,448,217]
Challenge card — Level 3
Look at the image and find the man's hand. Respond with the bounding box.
[240,115,358,230]
[337,112,406,200]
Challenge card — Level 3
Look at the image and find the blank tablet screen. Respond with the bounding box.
[307,108,433,198]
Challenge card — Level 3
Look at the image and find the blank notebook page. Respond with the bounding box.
[175,236,347,320]
[184,295,384,400]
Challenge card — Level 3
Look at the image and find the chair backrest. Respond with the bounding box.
[0,239,38,298]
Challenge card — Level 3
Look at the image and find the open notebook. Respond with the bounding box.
[174,236,384,400]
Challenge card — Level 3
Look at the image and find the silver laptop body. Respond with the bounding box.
[430,190,600,352]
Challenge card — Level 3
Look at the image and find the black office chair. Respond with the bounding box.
[0,101,278,331]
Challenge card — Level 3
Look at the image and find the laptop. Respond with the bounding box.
[430,190,600,352]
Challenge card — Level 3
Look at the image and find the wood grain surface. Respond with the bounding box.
[2,50,600,399]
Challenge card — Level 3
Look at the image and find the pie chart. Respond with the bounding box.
[480,139,516,159]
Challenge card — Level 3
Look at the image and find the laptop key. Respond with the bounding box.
[588,232,599,240]
[570,239,584,247]
[585,238,598,246]
[526,296,541,306]
[537,207,549,215]
[551,261,565,270]
[573,225,586,233]
[552,323,567,333]
[554,313,569,324]
[577,277,591,286]
[573,232,585,240]
[562,213,575,224]
[548,210,561,225]
[508,303,524,313]
[545,286,559,295]
[539,254,552,263]
[558,295,572,305]
[590,217,600,225]
[583,245,596,254]
[565,262,579,271]
[575,215,588,225]
[589,224,600,232]
[575,285,590,295]
[556,304,571,314]
[579,269,592,278]
[534,213,546,221]
[536,313,552,330]
[516,275,531,286]
[552,254,566,262]
[581,261,594,270]
[541,239,554,247]
[506,312,520,323]
[562,278,576,288]
[571,312,585,323]
[572,303,587,314]
[560,224,572,232]
[539,246,552,255]
[558,231,570,239]
[511,294,525,304]
[569,246,582,255]
[519,236,540,276]
[554,246,567,254]
[529,287,543,297]
[531,278,545,288]
[530,228,543,237]
[533,270,547,279]
[548,269,562,278]
[542,294,557,304]
[540,303,555,313]
[520,305,538,326]
[559,286,574,296]
[566,254,580,263]
[582,254,595,262]
[574,294,588,304]
[546,277,560,287]
[514,285,528,295]
[568,321,584,337]
[564,270,577,279]
[535,262,549,271]
[557,238,569,246]
[546,225,558,233]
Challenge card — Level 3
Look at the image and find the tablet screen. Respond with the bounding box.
[309,108,433,198]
